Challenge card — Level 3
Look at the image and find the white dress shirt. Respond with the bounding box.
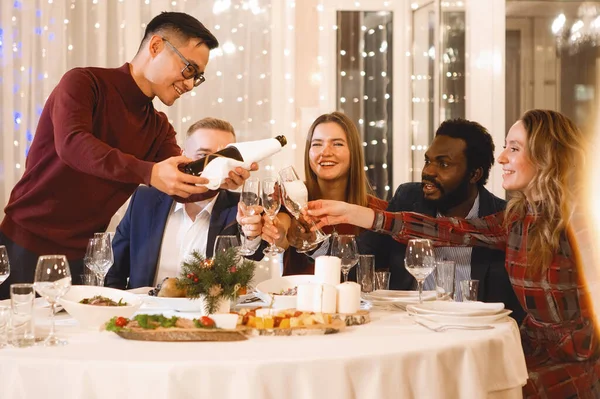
[423,194,480,301]
[154,194,220,285]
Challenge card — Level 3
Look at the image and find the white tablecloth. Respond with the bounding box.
[0,307,528,399]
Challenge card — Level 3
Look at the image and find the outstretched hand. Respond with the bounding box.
[306,199,376,230]
[305,199,354,230]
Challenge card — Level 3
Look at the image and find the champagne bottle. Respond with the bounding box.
[178,146,244,177]
[179,135,288,189]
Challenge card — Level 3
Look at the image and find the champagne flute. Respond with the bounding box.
[0,246,10,285]
[261,177,285,256]
[404,239,437,303]
[214,235,241,257]
[84,239,98,285]
[278,166,330,253]
[238,177,261,256]
[89,235,113,286]
[33,255,71,346]
[330,235,359,282]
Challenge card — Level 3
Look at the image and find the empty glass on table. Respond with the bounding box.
[404,239,436,303]
[330,234,359,282]
[86,235,113,286]
[33,255,72,346]
[0,246,10,286]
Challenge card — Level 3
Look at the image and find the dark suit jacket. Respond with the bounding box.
[358,182,525,324]
[105,186,262,289]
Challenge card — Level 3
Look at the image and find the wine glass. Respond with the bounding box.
[33,255,72,346]
[214,235,241,257]
[261,177,285,256]
[0,246,10,285]
[404,239,437,303]
[88,235,113,286]
[330,235,359,282]
[238,177,261,256]
[278,165,330,253]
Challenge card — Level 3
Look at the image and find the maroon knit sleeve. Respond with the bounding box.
[154,112,182,162]
[372,210,508,251]
[50,68,154,184]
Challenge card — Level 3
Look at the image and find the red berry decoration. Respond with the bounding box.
[194,277,199,283]
[229,266,237,273]
[115,317,128,327]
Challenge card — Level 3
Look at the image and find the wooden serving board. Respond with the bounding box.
[114,328,247,342]
[333,310,370,326]
[240,318,346,337]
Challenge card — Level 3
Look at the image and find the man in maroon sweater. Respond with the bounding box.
[0,12,255,298]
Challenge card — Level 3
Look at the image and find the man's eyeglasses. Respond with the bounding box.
[162,38,205,87]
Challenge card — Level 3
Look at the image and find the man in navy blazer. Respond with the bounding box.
[106,118,263,289]
[359,119,525,324]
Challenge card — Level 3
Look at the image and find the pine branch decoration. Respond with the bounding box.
[177,247,256,314]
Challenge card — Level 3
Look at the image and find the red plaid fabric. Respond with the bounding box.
[372,209,600,398]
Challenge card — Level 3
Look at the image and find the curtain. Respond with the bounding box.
[0,0,276,216]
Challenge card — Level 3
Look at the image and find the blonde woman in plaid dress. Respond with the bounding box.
[306,109,599,398]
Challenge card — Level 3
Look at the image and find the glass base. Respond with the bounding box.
[263,246,285,257]
[237,247,256,256]
[42,334,67,346]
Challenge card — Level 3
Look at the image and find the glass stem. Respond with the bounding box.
[343,270,349,282]
[417,280,424,303]
[49,302,56,339]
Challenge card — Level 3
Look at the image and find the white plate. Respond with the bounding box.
[255,275,316,309]
[366,290,437,301]
[142,296,230,314]
[407,301,505,317]
[407,306,513,325]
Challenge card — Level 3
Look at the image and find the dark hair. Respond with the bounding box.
[435,118,495,186]
[139,12,219,51]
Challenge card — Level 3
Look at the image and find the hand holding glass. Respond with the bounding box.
[278,166,329,253]
[404,239,436,303]
[238,177,261,256]
[261,178,285,256]
[33,255,72,346]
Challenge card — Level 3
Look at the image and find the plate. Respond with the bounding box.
[254,275,316,308]
[142,296,230,314]
[407,301,505,317]
[363,290,437,308]
[407,306,513,325]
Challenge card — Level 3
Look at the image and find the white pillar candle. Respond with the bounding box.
[296,284,317,312]
[314,256,342,286]
[314,284,337,314]
[336,282,361,314]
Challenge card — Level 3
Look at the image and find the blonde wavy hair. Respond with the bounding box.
[504,109,587,273]
[304,112,372,207]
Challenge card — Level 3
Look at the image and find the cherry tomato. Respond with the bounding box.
[200,316,215,328]
[115,317,128,327]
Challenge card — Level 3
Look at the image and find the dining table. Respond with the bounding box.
[0,296,528,399]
